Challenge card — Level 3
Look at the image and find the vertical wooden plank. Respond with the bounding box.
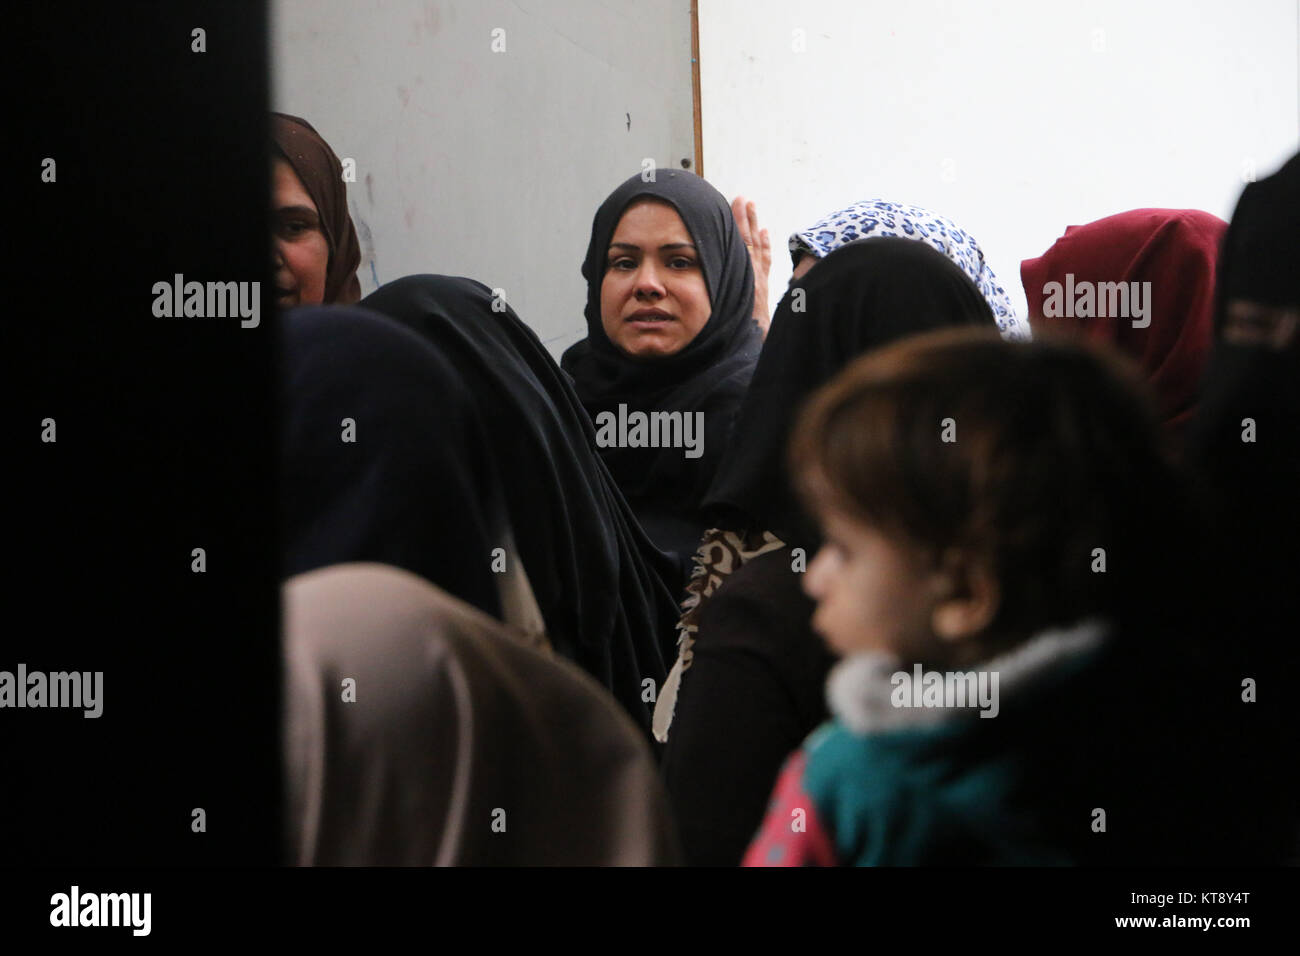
[691,0,704,177]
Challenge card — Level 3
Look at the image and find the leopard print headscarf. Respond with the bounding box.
[790,199,1030,342]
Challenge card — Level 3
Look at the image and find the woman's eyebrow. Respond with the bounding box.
[275,204,320,220]
[608,242,697,251]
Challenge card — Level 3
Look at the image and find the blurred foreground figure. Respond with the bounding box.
[747,329,1282,866]
[283,563,680,866]
[1189,153,1300,861]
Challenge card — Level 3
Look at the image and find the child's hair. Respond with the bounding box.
[789,327,1191,643]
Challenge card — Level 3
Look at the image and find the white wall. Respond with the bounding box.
[272,0,697,355]
[698,0,1300,322]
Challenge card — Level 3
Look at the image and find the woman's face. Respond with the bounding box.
[791,252,818,282]
[1223,299,1299,350]
[600,199,712,358]
[272,157,329,308]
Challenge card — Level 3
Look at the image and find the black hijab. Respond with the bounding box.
[1214,153,1300,315]
[1193,152,1299,464]
[361,274,683,738]
[705,237,1000,549]
[1190,152,1300,621]
[281,305,504,619]
[561,170,763,571]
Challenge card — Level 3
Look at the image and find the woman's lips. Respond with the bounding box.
[627,310,673,322]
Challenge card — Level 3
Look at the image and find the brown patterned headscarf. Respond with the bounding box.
[271,112,361,305]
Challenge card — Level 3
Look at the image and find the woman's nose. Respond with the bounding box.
[633,262,665,298]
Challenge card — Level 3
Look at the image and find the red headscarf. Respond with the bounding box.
[272,112,362,305]
[1021,209,1227,433]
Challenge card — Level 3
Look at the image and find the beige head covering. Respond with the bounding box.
[283,563,679,865]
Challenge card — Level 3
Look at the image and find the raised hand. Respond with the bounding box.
[732,195,772,338]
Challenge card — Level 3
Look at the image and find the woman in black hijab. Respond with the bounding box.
[1191,153,1299,647]
[656,238,1000,865]
[1188,153,1299,861]
[281,305,507,620]
[361,274,684,740]
[562,170,764,586]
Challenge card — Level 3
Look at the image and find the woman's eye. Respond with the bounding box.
[670,257,696,269]
[609,258,635,271]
